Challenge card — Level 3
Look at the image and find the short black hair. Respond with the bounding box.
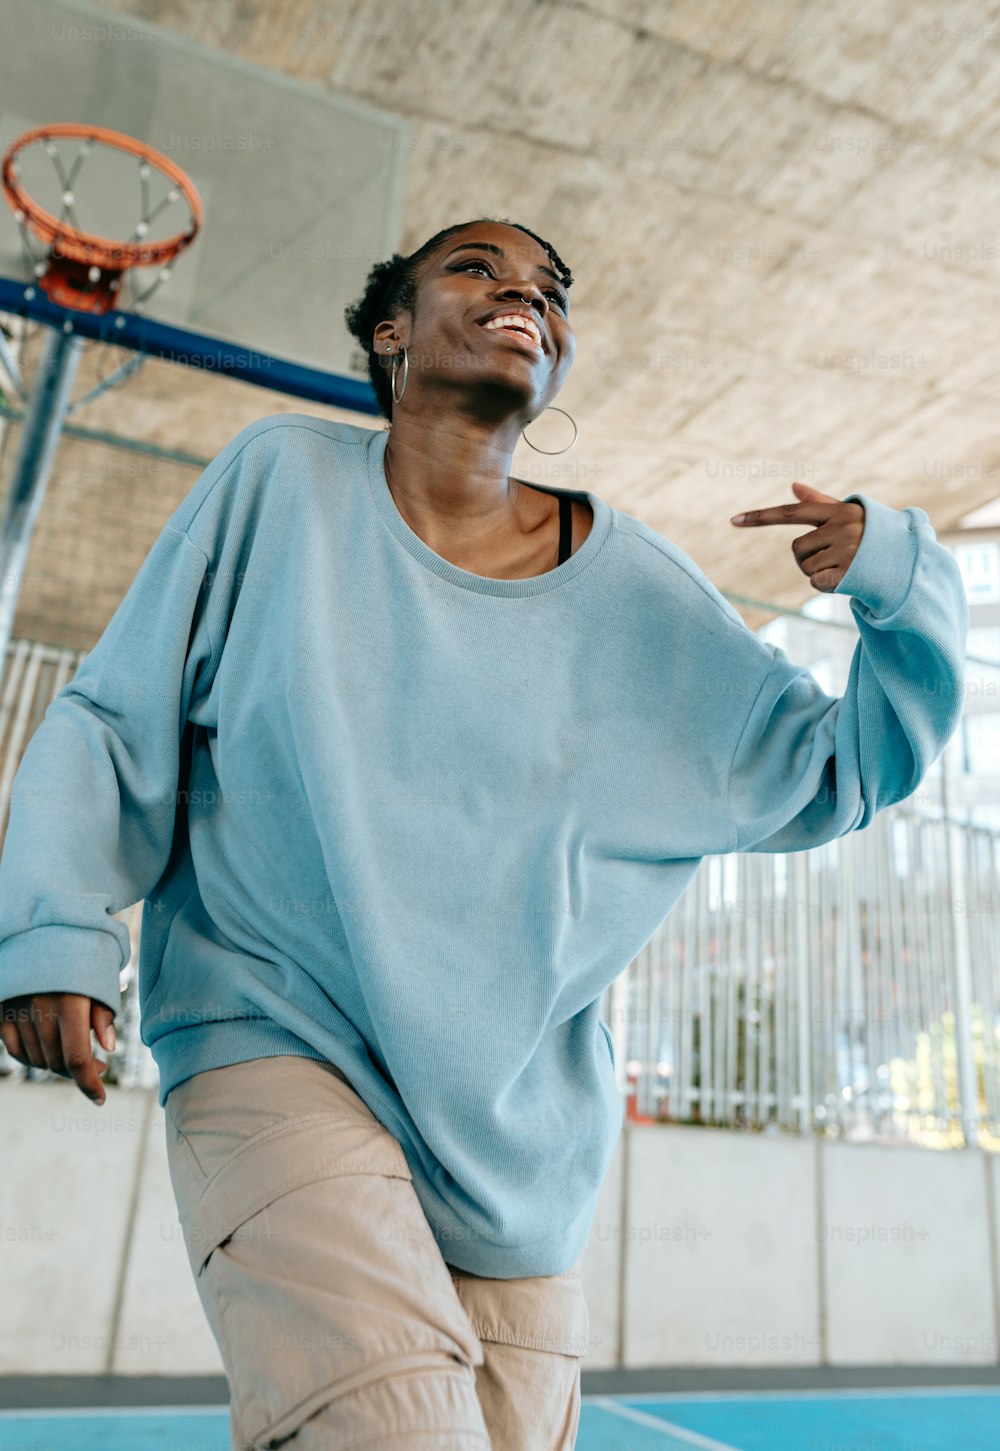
[343,217,573,421]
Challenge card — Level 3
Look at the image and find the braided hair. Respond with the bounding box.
[343,217,573,422]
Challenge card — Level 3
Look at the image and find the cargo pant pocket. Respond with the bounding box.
[164,1071,486,1449]
[446,1260,590,1451]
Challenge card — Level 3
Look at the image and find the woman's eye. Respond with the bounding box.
[456,258,567,311]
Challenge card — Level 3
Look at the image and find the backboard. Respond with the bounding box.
[0,0,410,410]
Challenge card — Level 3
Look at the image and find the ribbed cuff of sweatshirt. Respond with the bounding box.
[832,491,922,618]
[0,925,123,1014]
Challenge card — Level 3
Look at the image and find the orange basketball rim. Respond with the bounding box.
[1,122,203,313]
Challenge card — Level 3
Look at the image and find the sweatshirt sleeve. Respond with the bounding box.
[0,523,218,1014]
[0,407,287,1014]
[725,491,968,855]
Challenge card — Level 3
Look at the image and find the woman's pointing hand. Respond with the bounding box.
[730,481,866,593]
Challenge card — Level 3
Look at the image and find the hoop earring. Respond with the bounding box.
[388,343,408,403]
[381,348,577,454]
[521,406,578,455]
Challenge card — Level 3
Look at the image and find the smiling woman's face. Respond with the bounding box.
[384,221,576,420]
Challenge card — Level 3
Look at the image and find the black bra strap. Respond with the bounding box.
[558,494,572,564]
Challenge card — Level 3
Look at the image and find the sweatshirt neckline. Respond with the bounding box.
[365,425,611,596]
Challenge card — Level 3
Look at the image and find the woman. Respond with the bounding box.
[0,215,968,1449]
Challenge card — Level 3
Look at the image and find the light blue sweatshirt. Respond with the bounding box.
[0,415,968,1277]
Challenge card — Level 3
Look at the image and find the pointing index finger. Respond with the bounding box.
[730,501,835,526]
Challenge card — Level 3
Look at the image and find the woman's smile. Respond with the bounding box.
[477,319,544,354]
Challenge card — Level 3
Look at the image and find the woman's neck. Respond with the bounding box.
[383,412,531,554]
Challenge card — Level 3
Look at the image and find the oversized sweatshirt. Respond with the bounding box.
[0,415,968,1277]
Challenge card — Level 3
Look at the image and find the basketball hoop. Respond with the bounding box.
[0,124,205,693]
[1,123,202,315]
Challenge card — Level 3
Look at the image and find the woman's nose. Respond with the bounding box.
[502,284,545,311]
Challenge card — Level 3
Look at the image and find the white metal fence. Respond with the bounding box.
[603,802,1000,1150]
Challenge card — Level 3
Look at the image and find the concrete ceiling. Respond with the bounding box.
[6,0,1000,644]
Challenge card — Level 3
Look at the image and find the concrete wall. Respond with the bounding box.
[2,1079,998,1374]
[585,1123,1000,1370]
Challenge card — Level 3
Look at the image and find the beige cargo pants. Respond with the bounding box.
[163,1054,590,1450]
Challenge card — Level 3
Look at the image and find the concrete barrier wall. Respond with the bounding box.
[583,1122,1000,1370]
[2,1080,998,1374]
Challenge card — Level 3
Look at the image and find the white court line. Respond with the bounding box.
[587,1396,743,1450]
[582,1384,1000,1404]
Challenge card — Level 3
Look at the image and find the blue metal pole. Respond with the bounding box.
[0,278,381,414]
[0,323,85,690]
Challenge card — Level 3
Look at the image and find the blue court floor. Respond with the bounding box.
[1,1386,998,1450]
